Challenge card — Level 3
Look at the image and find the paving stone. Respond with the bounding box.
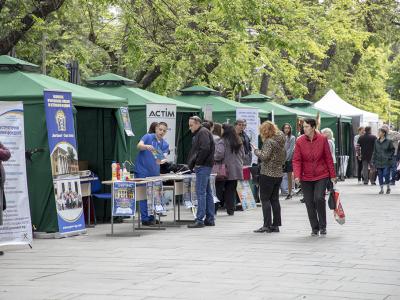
[1,179,400,299]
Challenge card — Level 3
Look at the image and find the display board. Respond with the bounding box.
[146,103,177,162]
[0,101,32,247]
[44,90,85,235]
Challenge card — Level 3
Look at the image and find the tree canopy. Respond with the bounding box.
[1,0,400,121]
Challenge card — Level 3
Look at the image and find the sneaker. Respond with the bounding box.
[270,226,280,233]
[320,228,327,235]
[187,222,205,228]
[285,194,292,200]
[311,230,319,236]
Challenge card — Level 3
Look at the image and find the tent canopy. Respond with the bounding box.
[314,89,379,125]
[174,86,270,121]
[287,98,352,123]
[241,94,312,118]
[0,57,127,108]
[88,74,200,113]
[0,56,128,233]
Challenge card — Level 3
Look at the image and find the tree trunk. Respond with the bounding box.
[259,73,270,95]
[305,42,337,100]
[139,65,162,88]
[0,0,65,54]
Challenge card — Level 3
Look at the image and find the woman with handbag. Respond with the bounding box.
[252,121,286,233]
[214,124,244,216]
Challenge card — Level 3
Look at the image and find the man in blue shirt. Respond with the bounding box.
[134,122,169,225]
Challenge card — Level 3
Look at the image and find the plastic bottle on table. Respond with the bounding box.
[111,161,117,181]
[116,163,121,180]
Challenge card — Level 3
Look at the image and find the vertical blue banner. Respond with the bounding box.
[44,90,85,235]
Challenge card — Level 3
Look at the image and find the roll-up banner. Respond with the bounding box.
[146,103,177,162]
[44,91,85,236]
[0,101,32,247]
[236,108,260,164]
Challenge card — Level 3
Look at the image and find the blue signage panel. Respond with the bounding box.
[44,90,85,234]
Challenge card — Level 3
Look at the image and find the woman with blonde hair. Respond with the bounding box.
[252,121,286,233]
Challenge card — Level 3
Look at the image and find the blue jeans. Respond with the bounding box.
[195,166,214,224]
[135,173,154,222]
[377,167,390,186]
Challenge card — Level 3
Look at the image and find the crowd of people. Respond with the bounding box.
[134,115,399,236]
[355,125,399,194]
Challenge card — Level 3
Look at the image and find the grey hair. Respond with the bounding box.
[321,128,334,141]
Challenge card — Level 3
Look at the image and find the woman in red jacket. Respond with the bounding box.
[293,119,336,236]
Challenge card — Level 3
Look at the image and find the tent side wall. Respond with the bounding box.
[24,103,58,232]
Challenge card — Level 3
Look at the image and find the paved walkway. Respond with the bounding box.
[1,179,400,300]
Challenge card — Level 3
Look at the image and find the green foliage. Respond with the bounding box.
[1,0,400,122]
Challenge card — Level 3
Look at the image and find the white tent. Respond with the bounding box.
[315,89,379,130]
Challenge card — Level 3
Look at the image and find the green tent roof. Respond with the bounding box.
[174,90,270,119]
[179,85,217,93]
[240,94,312,118]
[241,93,272,101]
[285,98,352,123]
[87,73,135,85]
[0,56,127,108]
[0,55,39,69]
[286,98,313,106]
[90,84,200,113]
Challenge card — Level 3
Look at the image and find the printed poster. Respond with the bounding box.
[120,107,134,136]
[44,90,85,235]
[237,180,257,210]
[236,108,260,165]
[202,104,213,121]
[146,103,177,162]
[152,180,165,214]
[146,181,154,215]
[183,176,193,208]
[112,181,136,216]
[0,102,32,246]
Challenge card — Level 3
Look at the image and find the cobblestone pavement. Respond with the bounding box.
[1,179,400,300]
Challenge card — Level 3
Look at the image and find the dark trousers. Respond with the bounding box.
[362,160,376,184]
[301,178,328,231]
[259,175,282,227]
[357,159,363,181]
[215,180,237,215]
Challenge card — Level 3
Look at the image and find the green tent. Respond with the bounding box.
[173,86,270,123]
[0,56,128,232]
[87,73,201,163]
[240,93,313,131]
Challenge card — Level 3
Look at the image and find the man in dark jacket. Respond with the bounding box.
[357,126,377,185]
[187,116,215,228]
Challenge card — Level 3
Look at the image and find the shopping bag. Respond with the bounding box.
[332,189,345,225]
